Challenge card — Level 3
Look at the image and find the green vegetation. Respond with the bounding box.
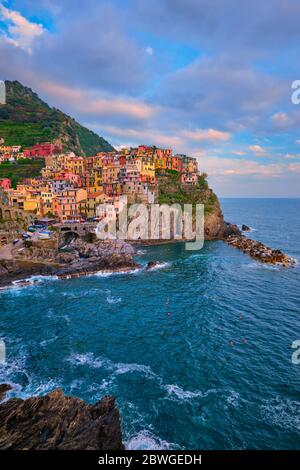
[157,170,218,214]
[0,160,44,187]
[0,80,114,155]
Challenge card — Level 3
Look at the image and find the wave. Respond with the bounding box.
[67,352,159,384]
[67,352,217,406]
[146,262,171,271]
[68,352,105,369]
[244,261,282,271]
[125,430,175,450]
[93,267,142,278]
[164,384,217,401]
[106,290,122,304]
[226,390,240,408]
[260,396,300,431]
[40,335,58,347]
[1,351,82,402]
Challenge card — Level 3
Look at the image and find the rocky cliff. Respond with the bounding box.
[0,385,123,450]
[157,171,228,240]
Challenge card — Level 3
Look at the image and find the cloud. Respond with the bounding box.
[248,145,268,157]
[272,112,289,123]
[99,125,183,149]
[133,0,300,55]
[180,128,230,142]
[154,56,287,132]
[145,47,153,55]
[0,3,45,53]
[288,162,300,172]
[283,153,300,160]
[199,155,284,178]
[0,2,147,94]
[39,80,158,120]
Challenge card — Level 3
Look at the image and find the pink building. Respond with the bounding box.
[0,178,11,190]
[24,142,63,158]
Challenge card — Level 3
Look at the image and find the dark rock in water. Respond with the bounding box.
[146,261,160,270]
[223,222,242,238]
[0,386,124,450]
[0,384,12,402]
[242,224,251,232]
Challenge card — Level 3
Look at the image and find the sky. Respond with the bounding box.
[0,0,300,197]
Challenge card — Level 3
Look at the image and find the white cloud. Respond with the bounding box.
[248,144,268,157]
[271,112,289,123]
[0,4,45,53]
[145,47,153,55]
[180,128,231,142]
[199,155,284,178]
[38,80,159,120]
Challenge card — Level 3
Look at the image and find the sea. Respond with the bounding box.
[0,198,300,449]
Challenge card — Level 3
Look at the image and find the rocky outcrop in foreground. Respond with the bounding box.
[0,385,123,450]
[226,234,295,267]
[0,238,139,287]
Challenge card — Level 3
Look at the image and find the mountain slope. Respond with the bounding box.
[0,81,114,155]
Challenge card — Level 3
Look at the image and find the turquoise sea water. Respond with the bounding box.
[0,198,300,449]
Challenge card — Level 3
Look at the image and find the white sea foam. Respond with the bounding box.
[94,267,142,278]
[146,261,171,271]
[40,335,58,347]
[68,352,105,369]
[67,352,158,382]
[226,390,240,408]
[164,384,217,401]
[30,275,59,282]
[261,397,300,431]
[125,430,174,450]
[114,361,156,378]
[106,290,122,304]
[244,261,282,271]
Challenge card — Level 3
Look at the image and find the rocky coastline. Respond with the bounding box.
[0,384,123,450]
[0,238,140,288]
[226,232,295,267]
[0,220,295,289]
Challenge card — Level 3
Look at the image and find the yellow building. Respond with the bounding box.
[140,157,156,183]
[86,192,106,218]
[23,197,40,214]
[65,156,85,175]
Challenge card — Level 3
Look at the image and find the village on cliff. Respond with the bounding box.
[0,140,199,226]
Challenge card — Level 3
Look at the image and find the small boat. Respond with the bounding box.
[38,231,52,240]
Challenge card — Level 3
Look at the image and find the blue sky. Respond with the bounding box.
[1,0,300,197]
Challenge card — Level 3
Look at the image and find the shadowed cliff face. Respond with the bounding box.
[0,385,124,450]
[204,194,226,240]
[157,171,228,240]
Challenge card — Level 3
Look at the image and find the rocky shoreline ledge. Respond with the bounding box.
[0,384,123,450]
[0,238,140,288]
[0,218,295,289]
[226,233,295,267]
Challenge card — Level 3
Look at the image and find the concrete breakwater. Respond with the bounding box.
[226,234,295,267]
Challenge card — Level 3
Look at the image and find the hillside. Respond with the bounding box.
[0,159,45,188]
[0,81,114,156]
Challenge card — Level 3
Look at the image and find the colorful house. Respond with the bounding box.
[0,178,11,190]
